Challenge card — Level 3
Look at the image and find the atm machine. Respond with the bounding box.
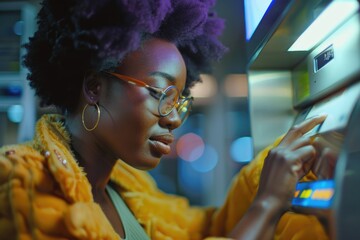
[245,0,360,239]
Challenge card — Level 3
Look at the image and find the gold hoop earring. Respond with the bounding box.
[82,103,100,131]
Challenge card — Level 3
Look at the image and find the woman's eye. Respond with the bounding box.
[148,88,162,99]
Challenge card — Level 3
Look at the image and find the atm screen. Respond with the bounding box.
[292,129,344,211]
[291,81,360,211]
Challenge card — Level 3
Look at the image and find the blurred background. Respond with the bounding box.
[1,0,359,216]
[0,0,252,207]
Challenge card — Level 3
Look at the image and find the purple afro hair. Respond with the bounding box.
[23,0,227,111]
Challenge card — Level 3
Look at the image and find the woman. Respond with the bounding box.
[0,0,327,239]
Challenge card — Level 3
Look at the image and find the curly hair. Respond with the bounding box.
[23,0,227,112]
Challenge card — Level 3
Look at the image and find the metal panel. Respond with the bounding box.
[248,71,296,154]
[308,14,360,101]
[332,96,360,240]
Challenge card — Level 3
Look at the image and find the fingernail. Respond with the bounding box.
[308,114,327,120]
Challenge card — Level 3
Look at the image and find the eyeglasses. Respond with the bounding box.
[104,71,193,123]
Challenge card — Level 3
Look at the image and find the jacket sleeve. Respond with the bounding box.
[0,145,47,240]
[111,135,329,240]
[0,145,120,240]
[0,145,78,240]
[0,147,18,240]
[207,137,330,240]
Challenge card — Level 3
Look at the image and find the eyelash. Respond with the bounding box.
[148,88,163,99]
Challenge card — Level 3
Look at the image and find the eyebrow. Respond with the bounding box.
[149,71,176,83]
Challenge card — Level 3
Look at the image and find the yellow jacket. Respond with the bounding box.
[0,114,328,240]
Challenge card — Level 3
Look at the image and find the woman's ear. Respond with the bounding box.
[83,71,101,104]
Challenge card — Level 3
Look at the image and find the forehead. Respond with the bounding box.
[116,38,186,83]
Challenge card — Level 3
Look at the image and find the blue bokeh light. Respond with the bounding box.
[7,105,23,123]
[13,21,24,36]
[230,136,254,163]
[190,144,218,173]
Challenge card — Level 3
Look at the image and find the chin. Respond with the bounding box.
[134,156,162,171]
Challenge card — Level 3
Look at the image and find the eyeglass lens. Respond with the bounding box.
[158,87,192,123]
[177,98,192,122]
[104,71,192,122]
[159,86,179,115]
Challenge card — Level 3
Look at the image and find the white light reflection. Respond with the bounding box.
[288,1,359,51]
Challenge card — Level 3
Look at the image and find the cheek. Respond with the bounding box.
[105,86,148,119]
[100,88,156,145]
[127,87,149,104]
[119,88,154,125]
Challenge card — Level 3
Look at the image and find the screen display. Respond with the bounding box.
[314,45,334,72]
[305,81,360,134]
[244,0,274,40]
[291,81,360,210]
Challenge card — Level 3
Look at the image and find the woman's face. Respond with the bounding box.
[97,38,186,170]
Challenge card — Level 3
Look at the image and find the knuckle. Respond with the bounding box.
[269,148,288,160]
[290,125,302,134]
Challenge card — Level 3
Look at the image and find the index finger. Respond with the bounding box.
[281,115,327,144]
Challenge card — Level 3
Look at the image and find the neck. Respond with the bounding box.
[65,114,117,198]
[72,139,117,196]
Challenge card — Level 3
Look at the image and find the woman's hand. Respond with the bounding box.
[256,115,327,213]
[228,115,326,240]
[311,133,340,180]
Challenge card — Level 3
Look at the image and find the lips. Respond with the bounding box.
[149,133,174,156]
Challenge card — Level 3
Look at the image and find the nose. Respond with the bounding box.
[159,108,182,130]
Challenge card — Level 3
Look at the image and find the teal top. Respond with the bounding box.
[106,185,150,240]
